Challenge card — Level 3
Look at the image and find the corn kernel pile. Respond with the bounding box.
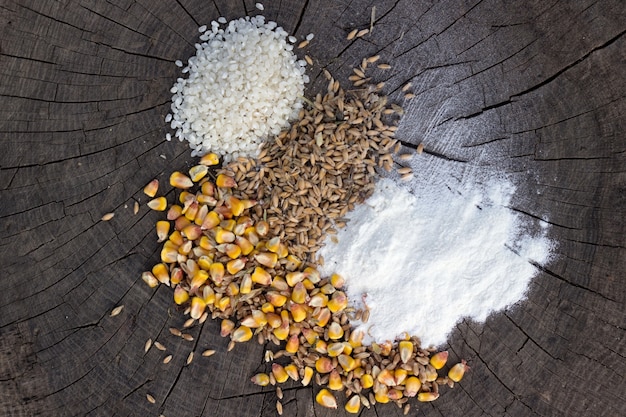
[141,150,468,414]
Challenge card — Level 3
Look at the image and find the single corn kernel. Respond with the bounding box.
[289,303,307,323]
[285,271,305,287]
[143,179,159,197]
[160,242,178,264]
[388,388,403,401]
[216,174,236,188]
[182,224,202,240]
[271,276,289,291]
[251,373,270,386]
[252,267,272,286]
[348,330,364,348]
[240,274,253,294]
[328,369,343,391]
[291,282,308,304]
[226,195,244,216]
[330,273,345,289]
[308,293,328,307]
[315,389,337,409]
[167,204,183,220]
[241,310,267,328]
[209,262,225,284]
[327,291,348,313]
[327,322,344,340]
[285,254,302,271]
[315,357,334,374]
[255,220,269,236]
[276,243,288,258]
[232,325,253,342]
[374,386,390,404]
[285,334,300,354]
[266,236,280,253]
[338,354,357,372]
[226,282,239,296]
[272,363,289,383]
[175,216,191,233]
[313,308,331,327]
[399,341,413,364]
[169,171,194,189]
[223,243,242,259]
[151,263,169,285]
[301,366,314,386]
[194,204,208,225]
[345,394,361,414]
[215,228,236,244]
[404,376,422,397]
[190,297,206,319]
[266,312,282,328]
[226,258,246,275]
[147,197,167,211]
[360,374,374,389]
[424,365,438,382]
[303,267,321,284]
[189,270,209,292]
[156,221,170,242]
[173,285,189,305]
[377,369,396,386]
[188,165,208,182]
[200,153,219,166]
[216,295,230,311]
[430,351,449,370]
[395,368,408,385]
[184,202,199,221]
[448,360,469,382]
[220,319,235,337]
[327,342,345,357]
[235,236,254,255]
[315,340,328,354]
[272,321,289,341]
[284,364,300,381]
[302,328,318,345]
[255,252,278,268]
[202,286,215,304]
[201,211,221,230]
[417,392,440,402]
[141,271,159,288]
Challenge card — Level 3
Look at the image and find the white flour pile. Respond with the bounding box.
[319,168,554,347]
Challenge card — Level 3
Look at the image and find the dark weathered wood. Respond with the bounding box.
[1,0,624,416]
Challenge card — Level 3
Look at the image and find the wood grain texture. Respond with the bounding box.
[1,0,624,416]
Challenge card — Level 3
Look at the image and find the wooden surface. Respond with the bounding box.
[1,0,624,416]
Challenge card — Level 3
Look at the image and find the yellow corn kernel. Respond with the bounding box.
[255,220,269,236]
[181,224,201,241]
[284,363,299,381]
[338,354,356,372]
[189,297,206,319]
[344,394,360,414]
[241,310,267,328]
[276,243,288,258]
[193,204,208,226]
[226,282,239,296]
[251,373,270,386]
[315,357,333,374]
[160,241,178,264]
[179,191,193,205]
[284,271,304,287]
[291,282,308,304]
[197,193,217,205]
[173,287,189,307]
[301,328,318,345]
[250,266,271,286]
[342,343,353,356]
[330,273,345,289]
[220,319,235,337]
[202,286,215,304]
[379,341,393,356]
[169,171,194,189]
[209,262,225,284]
[221,243,241,259]
[143,179,159,197]
[151,263,169,285]
[430,350,448,370]
[377,369,396,386]
[328,369,343,390]
[272,322,289,341]
[327,291,348,313]
[235,236,254,256]
[289,303,307,323]
[303,266,321,284]
[200,152,219,166]
[197,255,212,271]
[190,270,209,291]
[156,221,170,242]
[320,283,336,294]
[265,312,282,328]
[265,236,280,253]
[141,271,159,288]
[315,389,337,409]
[399,341,413,364]
[374,386,389,404]
[232,325,253,342]
[240,274,253,294]
[315,340,328,354]
[313,308,331,327]
[388,388,403,401]
[216,174,236,188]
[404,376,421,397]
[348,330,364,348]
[326,342,344,357]
[166,204,183,220]
[255,252,278,268]
[301,366,314,386]
[147,197,167,211]
[448,360,468,382]
[226,195,244,216]
[216,295,230,311]
[417,392,439,402]
[327,322,344,340]
[424,365,438,382]
[285,334,300,353]
[308,293,328,307]
[271,276,289,291]
[284,254,302,271]
[201,211,220,230]
[188,164,208,182]
[360,374,374,389]
[226,258,245,275]
[215,228,235,244]
[394,368,408,385]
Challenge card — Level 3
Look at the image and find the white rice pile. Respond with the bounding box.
[167,15,308,161]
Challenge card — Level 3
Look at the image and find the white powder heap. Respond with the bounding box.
[167,15,307,161]
[319,173,554,348]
